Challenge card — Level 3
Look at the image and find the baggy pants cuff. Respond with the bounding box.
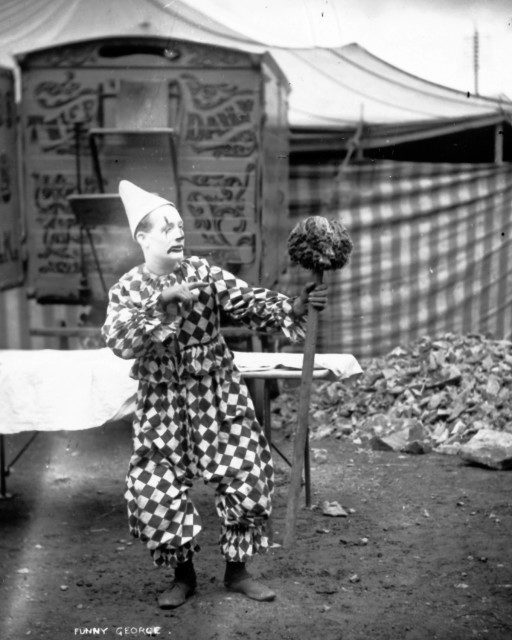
[150,540,201,568]
[220,523,270,562]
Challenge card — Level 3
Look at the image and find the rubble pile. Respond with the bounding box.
[272,333,512,455]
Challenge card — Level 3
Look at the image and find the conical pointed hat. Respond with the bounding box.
[119,180,172,237]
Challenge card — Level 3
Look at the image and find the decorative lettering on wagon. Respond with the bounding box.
[0,230,19,264]
[185,104,257,157]
[185,102,254,142]
[183,74,257,158]
[32,172,96,275]
[182,163,256,252]
[28,72,97,154]
[183,73,253,111]
[192,129,257,158]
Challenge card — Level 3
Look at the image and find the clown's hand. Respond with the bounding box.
[160,281,208,313]
[292,282,328,317]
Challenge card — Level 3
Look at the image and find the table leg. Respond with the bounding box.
[0,434,11,499]
[0,433,38,500]
[261,379,311,512]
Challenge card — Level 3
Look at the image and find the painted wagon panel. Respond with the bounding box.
[18,37,289,304]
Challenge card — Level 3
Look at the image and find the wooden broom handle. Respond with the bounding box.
[283,269,323,547]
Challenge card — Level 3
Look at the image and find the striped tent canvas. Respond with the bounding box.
[283,160,512,359]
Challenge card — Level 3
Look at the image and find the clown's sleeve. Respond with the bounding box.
[101,277,178,359]
[209,263,307,343]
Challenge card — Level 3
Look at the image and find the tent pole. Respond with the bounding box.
[494,123,504,165]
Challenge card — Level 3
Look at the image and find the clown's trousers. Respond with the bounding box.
[125,368,274,567]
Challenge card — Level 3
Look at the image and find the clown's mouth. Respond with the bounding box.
[167,245,184,254]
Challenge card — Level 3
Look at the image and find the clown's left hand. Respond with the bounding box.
[292,282,328,317]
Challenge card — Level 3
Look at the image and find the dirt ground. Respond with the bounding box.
[1,419,512,640]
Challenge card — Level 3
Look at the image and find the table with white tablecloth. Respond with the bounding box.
[0,348,362,497]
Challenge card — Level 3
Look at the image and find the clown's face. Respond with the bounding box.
[136,204,185,274]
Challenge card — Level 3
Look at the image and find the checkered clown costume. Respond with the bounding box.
[102,256,306,568]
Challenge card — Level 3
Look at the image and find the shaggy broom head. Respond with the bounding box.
[287,216,353,272]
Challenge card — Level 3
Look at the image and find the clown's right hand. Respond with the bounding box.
[160,281,208,313]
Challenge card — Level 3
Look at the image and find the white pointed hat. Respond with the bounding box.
[119,180,173,237]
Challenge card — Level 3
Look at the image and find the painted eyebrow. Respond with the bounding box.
[162,217,183,230]
[162,218,175,231]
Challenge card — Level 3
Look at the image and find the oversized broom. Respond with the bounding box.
[283,216,353,547]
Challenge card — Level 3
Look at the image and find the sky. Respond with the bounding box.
[183,0,512,99]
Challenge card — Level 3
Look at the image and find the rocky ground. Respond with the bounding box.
[276,333,512,465]
[1,415,512,640]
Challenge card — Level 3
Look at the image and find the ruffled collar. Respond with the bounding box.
[140,260,192,284]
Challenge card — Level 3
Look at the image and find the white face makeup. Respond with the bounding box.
[136,204,185,274]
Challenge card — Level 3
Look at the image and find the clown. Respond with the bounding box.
[102,180,328,608]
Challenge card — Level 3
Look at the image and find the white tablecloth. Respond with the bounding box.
[0,349,362,434]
